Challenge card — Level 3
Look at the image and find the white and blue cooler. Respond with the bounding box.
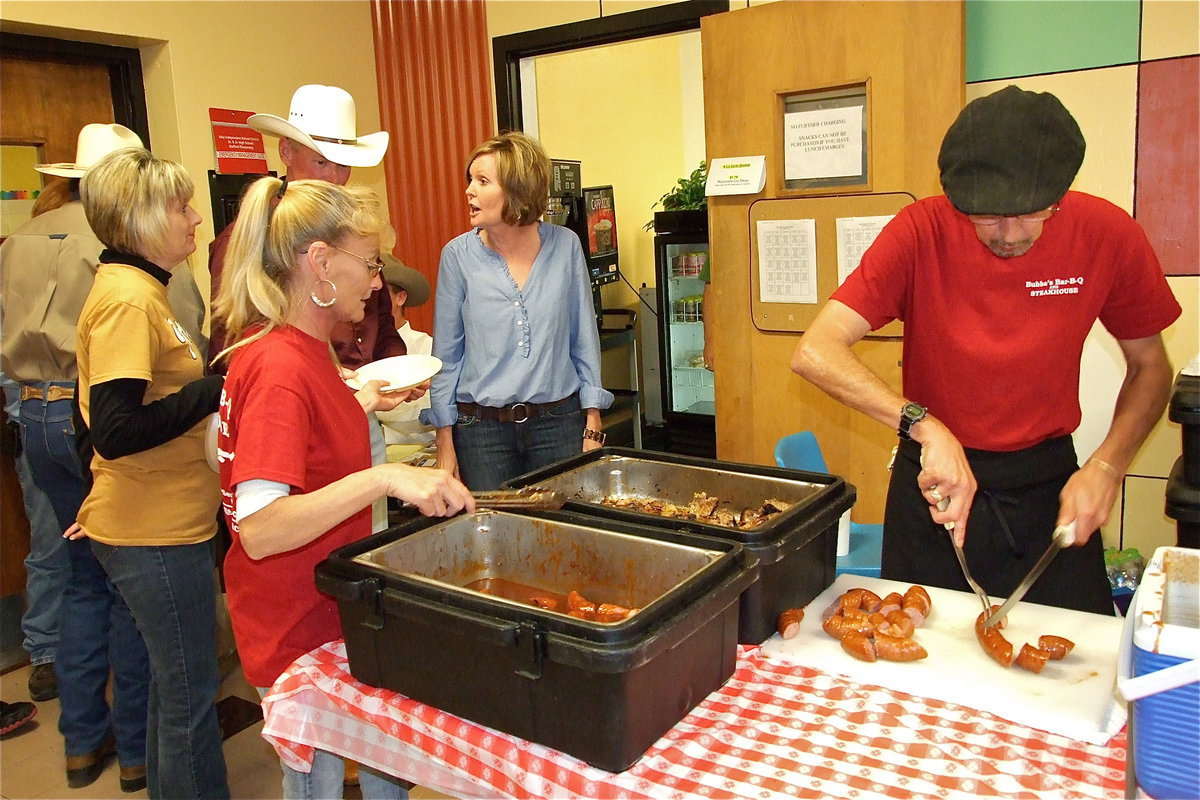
[1119,546,1199,799]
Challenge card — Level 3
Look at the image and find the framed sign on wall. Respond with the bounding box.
[779,83,870,194]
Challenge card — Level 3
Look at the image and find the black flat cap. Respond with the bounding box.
[938,85,1085,216]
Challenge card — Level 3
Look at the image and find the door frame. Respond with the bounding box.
[0,32,150,147]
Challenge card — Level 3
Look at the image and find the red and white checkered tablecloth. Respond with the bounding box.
[261,640,1126,799]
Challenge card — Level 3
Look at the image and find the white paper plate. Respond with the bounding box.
[204,413,219,473]
[347,354,442,393]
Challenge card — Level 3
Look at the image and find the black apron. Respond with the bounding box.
[881,436,1113,615]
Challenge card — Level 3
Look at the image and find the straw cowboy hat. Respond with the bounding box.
[248,84,389,168]
[381,254,431,308]
[35,123,144,178]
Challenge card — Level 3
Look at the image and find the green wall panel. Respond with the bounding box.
[966,0,1142,82]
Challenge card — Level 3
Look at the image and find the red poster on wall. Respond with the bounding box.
[209,108,268,174]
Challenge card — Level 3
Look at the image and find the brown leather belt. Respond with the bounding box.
[457,396,574,424]
[21,385,75,402]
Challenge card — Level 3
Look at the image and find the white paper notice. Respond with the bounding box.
[756,219,817,304]
[784,106,864,181]
[835,215,894,285]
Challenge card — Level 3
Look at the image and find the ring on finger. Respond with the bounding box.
[929,486,943,502]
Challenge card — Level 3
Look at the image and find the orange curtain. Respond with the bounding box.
[371,0,495,333]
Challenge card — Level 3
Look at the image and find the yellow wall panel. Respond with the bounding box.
[1079,275,1198,478]
[1137,275,1200,472]
[485,1,599,39]
[968,66,1138,212]
[1141,0,1200,61]
[534,32,703,304]
[1119,475,1179,553]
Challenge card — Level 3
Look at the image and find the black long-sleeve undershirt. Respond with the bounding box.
[88,375,223,460]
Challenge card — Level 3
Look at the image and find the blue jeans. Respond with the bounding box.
[4,382,72,664]
[255,689,408,800]
[58,537,149,765]
[92,540,229,800]
[452,396,585,490]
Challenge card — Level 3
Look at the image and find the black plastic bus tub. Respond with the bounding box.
[1170,371,1200,485]
[505,447,855,644]
[315,509,756,773]
[1166,456,1200,549]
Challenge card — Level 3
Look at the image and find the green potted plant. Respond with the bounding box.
[645,161,708,233]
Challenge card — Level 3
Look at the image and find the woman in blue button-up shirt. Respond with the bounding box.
[421,132,613,490]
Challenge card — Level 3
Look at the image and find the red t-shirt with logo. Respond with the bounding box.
[218,325,371,687]
[832,192,1181,452]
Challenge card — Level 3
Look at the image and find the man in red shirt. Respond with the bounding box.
[207,84,404,371]
[791,86,1180,613]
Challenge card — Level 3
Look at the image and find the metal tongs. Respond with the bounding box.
[937,495,992,614]
[981,521,1076,629]
[912,453,990,613]
[471,487,566,511]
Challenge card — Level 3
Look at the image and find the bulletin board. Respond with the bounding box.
[749,192,914,335]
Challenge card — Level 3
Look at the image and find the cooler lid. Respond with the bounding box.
[1131,546,1199,660]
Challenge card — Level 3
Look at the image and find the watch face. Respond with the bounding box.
[902,402,925,420]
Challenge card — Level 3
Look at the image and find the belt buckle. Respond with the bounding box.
[510,403,530,423]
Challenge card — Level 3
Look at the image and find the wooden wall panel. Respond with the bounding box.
[701,1,964,522]
[371,0,495,334]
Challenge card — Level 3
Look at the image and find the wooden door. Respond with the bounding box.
[0,53,116,598]
[701,2,964,522]
[0,56,115,165]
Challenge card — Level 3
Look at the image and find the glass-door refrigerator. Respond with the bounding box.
[653,210,716,457]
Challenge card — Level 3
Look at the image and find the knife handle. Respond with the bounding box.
[936,496,954,531]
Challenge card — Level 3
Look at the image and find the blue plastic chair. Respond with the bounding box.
[774,431,828,473]
[774,431,883,577]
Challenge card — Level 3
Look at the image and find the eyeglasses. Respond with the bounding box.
[331,244,385,278]
[967,205,1059,226]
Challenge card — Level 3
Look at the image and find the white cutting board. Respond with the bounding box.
[760,574,1126,745]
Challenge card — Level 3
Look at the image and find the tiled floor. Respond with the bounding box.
[0,662,455,800]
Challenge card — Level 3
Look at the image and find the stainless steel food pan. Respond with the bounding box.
[352,509,725,615]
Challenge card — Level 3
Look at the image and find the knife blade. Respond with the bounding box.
[981,521,1076,629]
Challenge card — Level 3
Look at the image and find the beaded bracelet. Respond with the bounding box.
[1086,457,1122,482]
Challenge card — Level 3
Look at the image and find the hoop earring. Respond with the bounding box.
[310,278,337,308]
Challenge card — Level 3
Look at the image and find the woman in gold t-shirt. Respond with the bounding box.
[75,147,228,800]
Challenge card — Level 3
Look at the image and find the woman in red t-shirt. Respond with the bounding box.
[211,177,474,799]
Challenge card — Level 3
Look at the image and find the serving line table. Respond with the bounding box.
[261,640,1125,799]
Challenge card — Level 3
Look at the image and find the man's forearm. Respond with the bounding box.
[790,301,908,431]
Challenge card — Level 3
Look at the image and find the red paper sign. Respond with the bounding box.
[209,108,268,174]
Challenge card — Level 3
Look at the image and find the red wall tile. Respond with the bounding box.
[1135,55,1199,277]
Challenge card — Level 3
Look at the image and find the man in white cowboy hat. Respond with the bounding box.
[206,84,400,371]
[0,123,204,711]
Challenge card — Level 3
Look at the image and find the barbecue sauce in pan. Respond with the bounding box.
[463,578,637,622]
[464,578,566,611]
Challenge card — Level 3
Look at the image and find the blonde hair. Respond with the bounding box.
[80,147,193,256]
[212,177,383,363]
[466,132,550,226]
